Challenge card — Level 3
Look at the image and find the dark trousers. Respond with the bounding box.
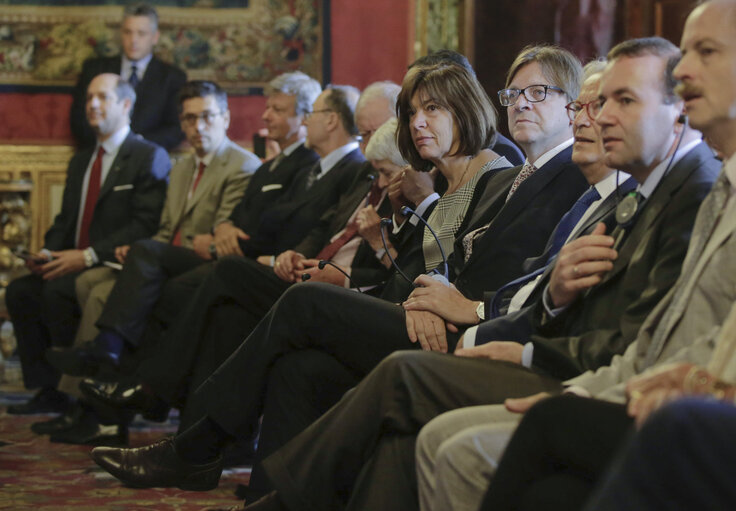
[480,395,633,511]
[261,350,563,511]
[138,255,292,419]
[6,271,80,389]
[248,350,362,497]
[585,398,736,511]
[183,282,458,445]
[95,239,206,346]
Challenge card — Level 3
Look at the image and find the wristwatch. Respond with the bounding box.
[475,301,485,323]
[209,243,218,260]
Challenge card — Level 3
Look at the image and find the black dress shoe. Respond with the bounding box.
[46,341,121,378]
[79,379,170,422]
[49,411,128,447]
[6,387,70,415]
[31,402,85,435]
[91,437,223,490]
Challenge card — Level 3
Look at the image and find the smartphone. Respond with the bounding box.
[13,249,47,264]
[253,133,266,159]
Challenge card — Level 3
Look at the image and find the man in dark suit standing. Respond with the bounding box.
[6,73,169,415]
[70,3,186,150]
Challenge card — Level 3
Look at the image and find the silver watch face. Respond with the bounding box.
[476,302,485,321]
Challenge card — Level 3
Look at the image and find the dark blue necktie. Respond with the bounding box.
[545,186,601,262]
[129,64,140,88]
[489,186,600,318]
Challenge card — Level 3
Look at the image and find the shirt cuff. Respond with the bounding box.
[463,325,479,348]
[39,248,53,260]
[542,284,567,317]
[521,342,534,368]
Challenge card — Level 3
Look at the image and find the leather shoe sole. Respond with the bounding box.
[91,437,222,491]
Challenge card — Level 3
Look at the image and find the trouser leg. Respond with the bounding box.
[262,350,563,511]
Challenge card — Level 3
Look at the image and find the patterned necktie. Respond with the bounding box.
[506,162,537,201]
[78,146,105,249]
[129,64,139,88]
[316,181,383,261]
[172,162,206,246]
[643,171,730,367]
[545,186,601,261]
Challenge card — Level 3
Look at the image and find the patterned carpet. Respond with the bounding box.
[0,381,250,510]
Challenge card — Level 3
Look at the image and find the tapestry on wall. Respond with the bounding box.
[0,0,324,91]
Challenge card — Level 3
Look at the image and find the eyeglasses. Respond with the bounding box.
[304,108,334,120]
[180,111,224,126]
[565,100,599,122]
[497,84,566,107]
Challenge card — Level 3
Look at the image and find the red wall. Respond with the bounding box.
[0,0,410,147]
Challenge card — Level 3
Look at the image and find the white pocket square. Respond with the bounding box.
[113,184,134,191]
[261,184,283,192]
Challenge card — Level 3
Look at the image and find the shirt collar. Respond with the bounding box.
[98,125,130,155]
[319,141,359,175]
[639,138,701,199]
[594,170,632,201]
[122,53,153,79]
[524,137,574,170]
[282,139,305,157]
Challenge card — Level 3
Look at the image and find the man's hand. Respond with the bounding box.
[114,245,130,264]
[504,391,552,414]
[25,252,51,275]
[43,250,87,280]
[274,250,305,282]
[405,309,448,353]
[388,167,436,223]
[301,259,346,286]
[192,234,215,260]
[548,223,616,308]
[625,363,695,427]
[455,341,524,365]
[403,275,478,325]
[628,387,684,428]
[356,206,385,250]
[214,222,249,257]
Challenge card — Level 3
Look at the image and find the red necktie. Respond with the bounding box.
[316,181,383,261]
[78,146,105,249]
[173,161,206,246]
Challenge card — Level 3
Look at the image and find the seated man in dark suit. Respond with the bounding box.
[5,73,170,415]
[87,46,589,493]
[70,3,186,150]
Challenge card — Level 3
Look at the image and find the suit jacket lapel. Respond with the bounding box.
[97,133,133,201]
[184,139,232,216]
[600,143,713,287]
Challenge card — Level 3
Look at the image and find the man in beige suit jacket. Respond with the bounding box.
[35,81,258,444]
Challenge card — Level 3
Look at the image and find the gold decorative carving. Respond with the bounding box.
[0,145,72,254]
